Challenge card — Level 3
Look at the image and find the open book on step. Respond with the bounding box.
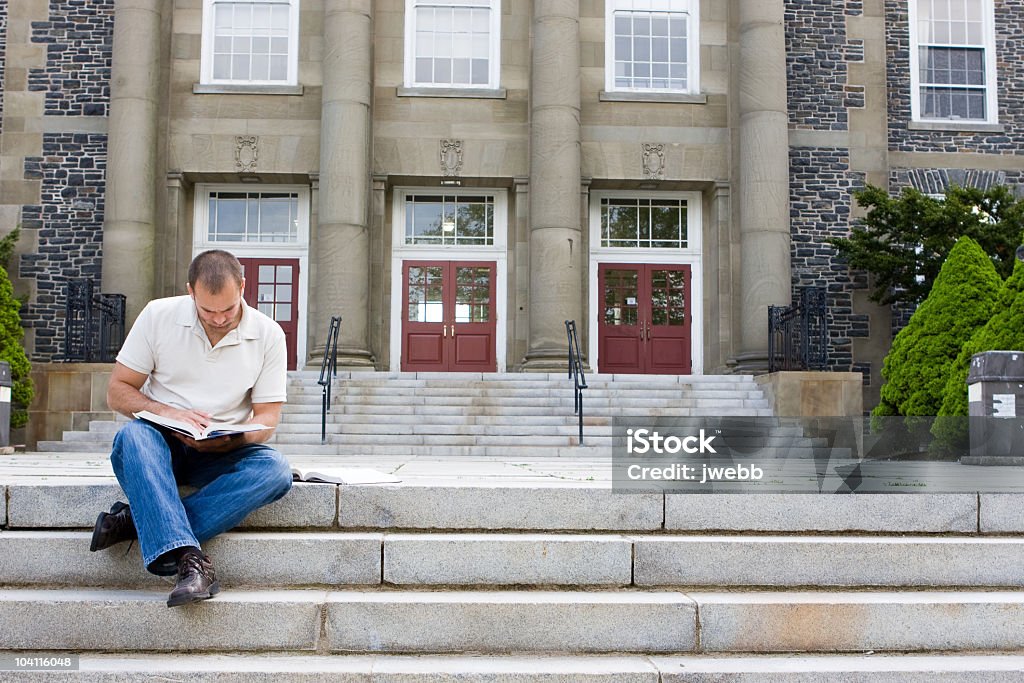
[133,410,269,441]
[290,466,401,485]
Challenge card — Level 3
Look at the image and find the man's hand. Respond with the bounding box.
[155,406,213,433]
[170,431,245,453]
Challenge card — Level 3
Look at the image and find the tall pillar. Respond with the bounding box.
[102,0,163,324]
[733,0,791,372]
[315,0,374,367]
[522,0,582,371]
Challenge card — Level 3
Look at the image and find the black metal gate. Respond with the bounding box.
[64,279,126,362]
[768,286,828,372]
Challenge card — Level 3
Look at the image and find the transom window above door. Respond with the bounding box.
[207,190,301,243]
[606,0,699,94]
[404,194,495,246]
[405,0,501,89]
[600,197,688,249]
[201,0,300,85]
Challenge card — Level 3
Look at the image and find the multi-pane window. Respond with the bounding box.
[911,0,996,122]
[606,0,697,93]
[405,195,495,246]
[600,198,688,249]
[207,191,300,243]
[406,0,500,88]
[202,0,299,84]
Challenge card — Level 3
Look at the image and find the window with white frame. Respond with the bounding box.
[910,0,997,123]
[201,188,307,244]
[404,194,495,246]
[600,197,688,249]
[605,0,699,93]
[405,0,501,89]
[201,0,300,85]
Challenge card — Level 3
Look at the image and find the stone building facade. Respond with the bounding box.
[1,0,1022,410]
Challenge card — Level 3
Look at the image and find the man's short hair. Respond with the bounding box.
[188,250,244,293]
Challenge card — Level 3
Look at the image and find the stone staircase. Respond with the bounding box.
[38,371,780,456]
[12,371,1024,677]
[0,473,1022,679]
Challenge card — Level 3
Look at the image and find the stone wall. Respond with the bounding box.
[784,0,864,130]
[789,147,868,372]
[19,134,107,361]
[886,0,1024,153]
[26,0,113,116]
[0,1,7,136]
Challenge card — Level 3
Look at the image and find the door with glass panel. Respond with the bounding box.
[239,258,299,370]
[402,260,496,372]
[598,263,690,374]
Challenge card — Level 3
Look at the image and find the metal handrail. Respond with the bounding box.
[565,320,588,444]
[318,315,341,444]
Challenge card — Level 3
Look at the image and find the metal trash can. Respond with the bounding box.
[966,351,1024,463]
[0,361,10,448]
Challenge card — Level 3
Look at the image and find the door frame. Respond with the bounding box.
[588,190,704,375]
[192,184,311,369]
[389,188,509,372]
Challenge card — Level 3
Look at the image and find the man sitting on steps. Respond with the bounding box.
[89,249,292,607]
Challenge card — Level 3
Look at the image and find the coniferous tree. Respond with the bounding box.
[0,229,34,428]
[874,237,1001,418]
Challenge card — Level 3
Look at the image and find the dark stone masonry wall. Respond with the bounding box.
[19,134,107,361]
[886,0,1024,153]
[784,0,865,130]
[0,2,7,136]
[789,147,868,373]
[27,0,113,116]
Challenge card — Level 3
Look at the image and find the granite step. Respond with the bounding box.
[1,588,1023,654]
[4,531,1020,589]
[3,653,1023,682]
[5,482,1005,534]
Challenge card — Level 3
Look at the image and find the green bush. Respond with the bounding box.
[874,236,1001,418]
[0,229,34,429]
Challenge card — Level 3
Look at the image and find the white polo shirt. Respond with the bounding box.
[116,295,287,424]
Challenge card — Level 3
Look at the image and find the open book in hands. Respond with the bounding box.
[133,410,269,441]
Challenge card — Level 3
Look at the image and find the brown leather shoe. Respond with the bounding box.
[89,501,138,552]
[166,548,220,608]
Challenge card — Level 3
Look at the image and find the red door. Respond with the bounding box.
[239,258,299,370]
[598,263,690,374]
[402,260,497,372]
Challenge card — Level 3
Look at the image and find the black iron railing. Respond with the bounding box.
[768,286,828,372]
[565,319,588,444]
[319,315,341,444]
[64,279,126,362]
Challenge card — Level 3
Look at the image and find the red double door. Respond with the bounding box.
[598,263,691,374]
[402,260,497,372]
[239,258,299,371]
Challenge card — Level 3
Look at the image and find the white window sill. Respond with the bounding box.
[193,83,304,96]
[908,120,1004,133]
[599,90,707,104]
[397,86,507,99]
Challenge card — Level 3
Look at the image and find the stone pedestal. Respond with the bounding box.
[962,351,1024,465]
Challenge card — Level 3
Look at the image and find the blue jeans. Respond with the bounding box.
[109,420,292,575]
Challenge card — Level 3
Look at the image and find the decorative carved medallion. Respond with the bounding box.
[641,143,666,180]
[440,139,463,177]
[235,136,259,173]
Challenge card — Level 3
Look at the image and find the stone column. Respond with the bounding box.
[522,0,582,371]
[314,0,374,367]
[102,0,163,324]
[733,0,791,372]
